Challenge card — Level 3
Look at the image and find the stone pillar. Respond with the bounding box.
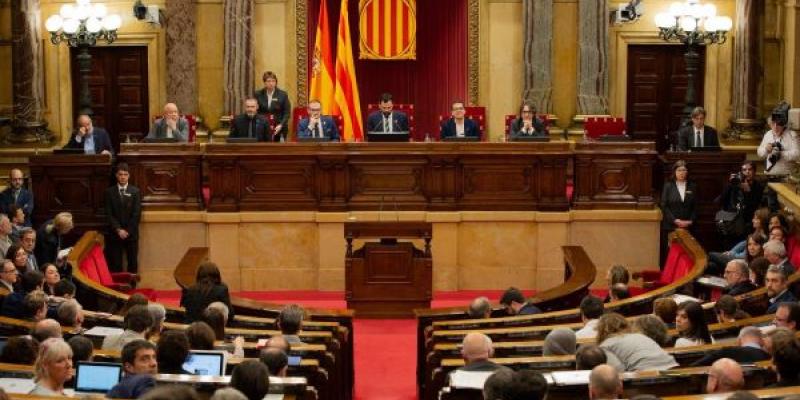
[165,0,198,114]
[728,0,763,140]
[784,0,800,106]
[575,0,609,116]
[522,0,552,114]
[7,0,51,144]
[223,0,255,116]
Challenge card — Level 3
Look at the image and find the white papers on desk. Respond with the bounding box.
[671,293,701,304]
[57,247,73,261]
[550,370,592,386]
[696,276,728,288]
[448,370,495,389]
[0,378,35,394]
[84,326,124,337]
[263,394,284,400]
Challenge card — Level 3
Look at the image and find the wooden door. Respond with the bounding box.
[71,46,149,152]
[626,45,705,153]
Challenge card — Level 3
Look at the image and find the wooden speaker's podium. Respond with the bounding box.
[345,222,432,318]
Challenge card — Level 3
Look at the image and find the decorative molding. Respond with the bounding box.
[468,0,480,104]
[296,0,308,107]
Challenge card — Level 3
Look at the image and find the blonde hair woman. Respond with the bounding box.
[596,313,678,372]
[35,212,74,266]
[30,338,74,396]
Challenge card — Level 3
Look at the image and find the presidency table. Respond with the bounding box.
[204,142,573,212]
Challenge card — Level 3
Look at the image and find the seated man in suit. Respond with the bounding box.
[0,169,33,227]
[365,93,409,134]
[764,240,795,276]
[297,100,340,141]
[677,106,719,151]
[64,114,114,155]
[146,103,188,142]
[452,332,501,373]
[229,98,269,141]
[254,71,291,141]
[705,358,744,394]
[510,101,546,138]
[440,101,479,140]
[500,287,541,315]
[723,260,758,296]
[766,265,797,313]
[692,326,770,366]
[773,302,800,331]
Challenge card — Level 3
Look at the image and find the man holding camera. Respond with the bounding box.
[719,161,765,242]
[757,103,797,210]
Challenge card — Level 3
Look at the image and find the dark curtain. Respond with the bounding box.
[307,0,468,139]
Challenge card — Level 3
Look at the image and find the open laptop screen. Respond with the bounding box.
[182,350,226,376]
[75,362,123,393]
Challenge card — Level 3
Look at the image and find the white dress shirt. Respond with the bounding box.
[757,129,800,175]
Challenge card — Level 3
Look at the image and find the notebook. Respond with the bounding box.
[182,350,227,376]
[74,362,123,394]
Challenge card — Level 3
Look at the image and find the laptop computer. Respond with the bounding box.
[442,136,479,142]
[226,137,259,144]
[366,132,410,142]
[74,361,123,394]
[182,350,227,376]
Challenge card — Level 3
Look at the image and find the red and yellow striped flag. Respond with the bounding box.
[309,0,335,114]
[358,0,416,60]
[333,0,364,142]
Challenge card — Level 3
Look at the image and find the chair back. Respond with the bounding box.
[366,104,416,138]
[585,117,626,139]
[658,241,694,286]
[465,106,486,141]
[79,246,103,283]
[150,115,198,142]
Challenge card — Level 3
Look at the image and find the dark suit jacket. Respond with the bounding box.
[660,181,697,230]
[440,118,480,139]
[456,360,502,372]
[297,116,340,141]
[509,117,546,138]
[691,345,770,366]
[519,302,542,315]
[107,374,156,399]
[768,290,798,313]
[64,128,115,155]
[725,280,758,296]
[34,220,63,266]
[229,114,269,141]
[677,125,720,151]
[254,87,291,138]
[180,284,235,323]
[0,187,33,226]
[365,111,409,133]
[146,117,189,142]
[0,290,28,319]
[105,185,142,240]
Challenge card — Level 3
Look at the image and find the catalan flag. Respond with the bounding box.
[358,0,416,60]
[333,0,364,142]
[310,0,335,114]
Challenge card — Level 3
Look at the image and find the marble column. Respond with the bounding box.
[223,0,255,116]
[729,0,763,140]
[8,0,51,144]
[522,0,552,113]
[576,0,609,116]
[165,0,198,115]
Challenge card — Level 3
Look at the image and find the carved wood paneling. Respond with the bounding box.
[573,142,657,210]
[119,143,203,210]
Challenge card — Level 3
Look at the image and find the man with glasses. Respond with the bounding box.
[723,260,757,296]
[19,228,38,272]
[297,100,340,141]
[0,259,17,292]
[440,101,479,140]
[0,169,33,227]
[774,302,800,331]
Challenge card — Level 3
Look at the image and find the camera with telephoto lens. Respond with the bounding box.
[730,172,744,185]
[769,141,783,166]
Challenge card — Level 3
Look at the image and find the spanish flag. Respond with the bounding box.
[333,0,364,142]
[309,0,335,114]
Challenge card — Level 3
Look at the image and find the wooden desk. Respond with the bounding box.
[204,142,572,212]
[119,143,203,210]
[573,141,657,209]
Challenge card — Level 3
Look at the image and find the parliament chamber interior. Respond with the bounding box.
[2,0,800,399]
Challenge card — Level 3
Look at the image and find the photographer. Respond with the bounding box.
[757,102,798,210]
[719,161,765,239]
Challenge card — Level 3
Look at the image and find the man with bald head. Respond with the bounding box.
[64,114,114,155]
[706,358,744,393]
[589,364,622,399]
[32,318,63,343]
[0,169,33,227]
[468,296,492,319]
[146,103,188,142]
[455,332,499,372]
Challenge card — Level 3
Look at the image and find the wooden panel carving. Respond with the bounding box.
[573,142,657,209]
[119,143,203,210]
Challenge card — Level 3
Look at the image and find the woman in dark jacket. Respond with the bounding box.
[660,160,696,259]
[180,261,234,324]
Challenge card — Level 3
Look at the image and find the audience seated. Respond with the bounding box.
[0,259,16,292]
[0,270,43,318]
[119,293,149,316]
[278,304,306,344]
[674,301,712,347]
[633,315,671,347]
[0,215,11,257]
[604,265,630,303]
[589,364,622,400]
[56,299,84,328]
[53,279,76,299]
[576,344,607,370]
[32,319,62,343]
[181,261,234,323]
[141,385,200,400]
[705,358,744,393]
[202,306,244,357]
[542,328,577,356]
[455,332,500,372]
[147,303,166,337]
[108,340,158,399]
[24,290,48,322]
[482,368,514,400]
[42,263,59,296]
[259,347,288,377]
[67,335,94,365]
[34,212,73,267]
[30,338,73,396]
[6,245,27,276]
[576,295,604,339]
[230,360,270,400]
[18,228,37,273]
[770,336,800,387]
[186,321,217,350]
[103,304,153,350]
[468,296,492,319]
[766,265,797,313]
[207,301,232,325]
[764,240,795,276]
[609,283,630,301]
[596,313,678,371]
[211,388,248,400]
[262,335,290,352]
[157,330,192,374]
[724,260,758,296]
[692,326,770,366]
[0,335,37,364]
[748,256,770,286]
[507,370,548,400]
[774,302,800,331]
[765,327,795,355]
[714,295,751,323]
[499,287,541,315]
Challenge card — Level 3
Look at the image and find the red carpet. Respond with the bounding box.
[154,289,608,399]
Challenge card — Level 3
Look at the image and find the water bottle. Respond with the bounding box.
[424,133,431,143]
